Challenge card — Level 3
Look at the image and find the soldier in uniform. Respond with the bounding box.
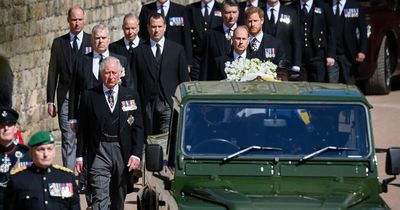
[0,108,31,210]
[4,131,80,210]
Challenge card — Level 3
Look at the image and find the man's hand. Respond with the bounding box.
[356,52,366,62]
[326,57,335,66]
[47,104,57,118]
[127,156,140,172]
[70,122,78,133]
[76,160,84,174]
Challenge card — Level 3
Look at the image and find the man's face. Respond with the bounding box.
[30,144,56,169]
[68,8,84,35]
[247,13,264,36]
[92,29,110,54]
[267,0,279,6]
[233,28,249,54]
[0,122,16,145]
[123,17,139,42]
[101,61,120,89]
[222,5,239,28]
[148,17,166,42]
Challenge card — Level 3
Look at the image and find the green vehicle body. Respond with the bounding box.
[138,81,399,210]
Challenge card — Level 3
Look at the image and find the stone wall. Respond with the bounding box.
[0,0,199,139]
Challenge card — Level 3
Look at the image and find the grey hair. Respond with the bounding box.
[123,13,139,25]
[99,56,123,77]
[92,23,109,37]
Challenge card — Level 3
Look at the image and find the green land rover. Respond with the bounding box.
[138,81,400,210]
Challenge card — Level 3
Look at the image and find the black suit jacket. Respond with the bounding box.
[77,85,143,193]
[330,0,367,58]
[249,33,286,65]
[109,38,144,89]
[69,52,130,120]
[238,1,266,25]
[200,26,233,81]
[133,39,190,109]
[263,5,302,67]
[139,1,193,64]
[47,32,91,110]
[186,1,223,55]
[289,0,336,58]
[214,52,256,80]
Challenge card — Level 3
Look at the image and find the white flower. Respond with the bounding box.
[225,58,278,81]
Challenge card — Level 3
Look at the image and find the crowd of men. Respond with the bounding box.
[0,0,367,209]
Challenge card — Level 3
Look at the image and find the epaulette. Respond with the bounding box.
[53,165,74,173]
[10,166,27,175]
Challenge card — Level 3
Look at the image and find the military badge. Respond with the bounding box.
[279,14,291,24]
[127,115,135,126]
[169,17,184,26]
[1,111,7,117]
[0,155,11,173]
[214,11,222,17]
[314,7,322,14]
[49,183,74,198]
[121,99,137,112]
[84,47,92,54]
[265,48,276,58]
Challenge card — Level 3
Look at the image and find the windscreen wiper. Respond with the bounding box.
[222,146,282,164]
[297,146,356,165]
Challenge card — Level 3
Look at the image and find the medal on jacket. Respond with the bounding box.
[0,155,11,173]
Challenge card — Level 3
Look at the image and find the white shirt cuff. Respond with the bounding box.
[76,157,83,162]
[291,66,300,72]
[130,155,140,161]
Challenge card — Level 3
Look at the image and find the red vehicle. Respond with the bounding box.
[358,0,400,94]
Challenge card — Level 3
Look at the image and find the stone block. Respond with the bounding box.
[13,6,28,23]
[29,2,47,20]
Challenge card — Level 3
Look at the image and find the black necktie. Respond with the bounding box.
[155,44,161,63]
[250,38,258,53]
[128,41,134,54]
[99,54,103,65]
[107,90,114,108]
[73,36,78,54]
[269,8,275,25]
[204,4,209,22]
[335,0,340,16]
[302,4,308,15]
[160,5,165,17]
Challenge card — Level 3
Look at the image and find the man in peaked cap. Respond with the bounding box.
[0,108,31,210]
[4,131,80,210]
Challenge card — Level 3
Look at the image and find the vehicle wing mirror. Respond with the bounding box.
[386,147,400,175]
[145,144,164,172]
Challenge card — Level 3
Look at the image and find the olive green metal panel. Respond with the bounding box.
[185,163,274,176]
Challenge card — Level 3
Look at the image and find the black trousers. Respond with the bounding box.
[145,95,171,136]
[300,47,326,82]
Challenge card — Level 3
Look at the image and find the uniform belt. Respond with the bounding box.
[100,134,119,142]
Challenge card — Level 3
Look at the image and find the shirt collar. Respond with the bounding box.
[70,31,83,41]
[251,31,264,42]
[248,0,259,7]
[202,0,215,9]
[103,84,119,94]
[124,37,140,48]
[267,1,280,11]
[94,50,109,58]
[157,0,170,9]
[233,50,247,60]
[223,23,238,33]
[300,0,313,9]
[150,36,165,48]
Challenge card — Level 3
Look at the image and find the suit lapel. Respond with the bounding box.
[92,86,110,122]
[61,34,74,73]
[118,87,129,132]
[142,44,158,80]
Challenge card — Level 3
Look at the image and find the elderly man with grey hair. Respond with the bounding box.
[76,56,144,210]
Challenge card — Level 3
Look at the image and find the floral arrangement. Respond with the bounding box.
[225,58,278,81]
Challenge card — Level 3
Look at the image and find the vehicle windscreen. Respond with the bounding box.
[182,102,370,159]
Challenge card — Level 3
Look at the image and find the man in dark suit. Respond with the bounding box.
[69,23,132,127]
[214,26,256,80]
[200,0,240,81]
[109,13,143,87]
[263,0,302,74]
[330,0,367,84]
[76,56,144,210]
[238,0,266,24]
[139,0,192,65]
[133,13,190,136]
[289,0,336,82]
[46,6,91,171]
[245,6,286,65]
[186,0,223,80]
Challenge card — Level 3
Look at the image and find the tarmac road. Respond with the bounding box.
[54,88,400,210]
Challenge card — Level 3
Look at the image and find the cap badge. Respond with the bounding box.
[1,111,7,117]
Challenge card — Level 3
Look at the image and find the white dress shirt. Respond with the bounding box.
[93,50,110,80]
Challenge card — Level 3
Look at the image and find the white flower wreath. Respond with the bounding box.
[224,58,278,81]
